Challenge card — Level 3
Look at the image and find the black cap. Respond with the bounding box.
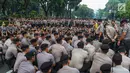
[13,38,20,44]
[40,61,53,72]
[100,64,111,72]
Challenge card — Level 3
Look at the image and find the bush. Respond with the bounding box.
[0,20,9,26]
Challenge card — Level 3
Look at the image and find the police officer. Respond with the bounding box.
[36,61,53,73]
[13,45,30,72]
[118,20,130,56]
[118,46,130,70]
[57,54,79,73]
[84,38,96,61]
[70,41,89,72]
[18,51,36,73]
[90,44,112,73]
[5,38,21,68]
[37,44,55,69]
[29,39,38,52]
[112,53,129,73]
[21,31,31,46]
[42,35,51,47]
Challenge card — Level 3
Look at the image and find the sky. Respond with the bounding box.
[80,0,109,11]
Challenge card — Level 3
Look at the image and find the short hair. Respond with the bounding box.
[77,41,84,48]
[56,38,62,44]
[118,46,126,53]
[46,35,51,40]
[13,38,20,44]
[41,33,45,37]
[65,37,72,42]
[22,31,27,36]
[40,44,48,51]
[86,38,93,43]
[34,33,39,36]
[78,36,83,40]
[120,19,128,24]
[60,54,69,65]
[102,39,110,44]
[30,39,37,44]
[112,53,122,65]
[40,61,53,73]
[25,51,35,60]
[100,64,111,73]
[54,32,58,36]
[21,45,29,51]
[101,44,109,54]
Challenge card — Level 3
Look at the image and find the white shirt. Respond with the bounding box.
[112,65,129,73]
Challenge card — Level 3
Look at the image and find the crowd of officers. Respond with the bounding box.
[0,18,130,73]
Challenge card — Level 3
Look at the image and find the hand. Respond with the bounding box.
[112,39,115,42]
[117,41,120,46]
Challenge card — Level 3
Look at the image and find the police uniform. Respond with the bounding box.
[50,44,68,63]
[70,48,88,70]
[21,37,30,46]
[57,65,80,73]
[13,52,27,72]
[18,51,36,73]
[42,39,51,47]
[92,40,102,52]
[5,44,18,60]
[73,40,81,48]
[72,36,78,47]
[29,45,37,52]
[90,52,112,73]
[84,43,96,61]
[112,65,129,73]
[3,38,12,53]
[18,61,35,73]
[121,54,130,70]
[37,51,55,68]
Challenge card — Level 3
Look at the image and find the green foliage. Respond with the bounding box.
[72,4,94,18]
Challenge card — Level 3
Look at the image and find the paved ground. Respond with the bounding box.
[0,58,9,73]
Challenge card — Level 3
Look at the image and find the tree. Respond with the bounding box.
[72,4,94,18]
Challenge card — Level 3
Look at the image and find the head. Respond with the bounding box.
[111,20,115,25]
[21,45,30,53]
[77,41,84,49]
[86,38,93,44]
[41,44,49,52]
[60,54,70,66]
[30,39,37,47]
[25,51,35,62]
[98,19,102,25]
[100,64,111,73]
[34,33,39,40]
[84,33,89,38]
[56,38,62,44]
[118,46,126,55]
[120,19,128,27]
[9,34,14,41]
[112,53,122,65]
[78,36,83,40]
[13,38,21,46]
[101,44,109,54]
[40,61,53,73]
[54,32,59,39]
[22,31,28,37]
[41,33,45,39]
[65,37,72,44]
[46,35,51,41]
[102,39,110,45]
